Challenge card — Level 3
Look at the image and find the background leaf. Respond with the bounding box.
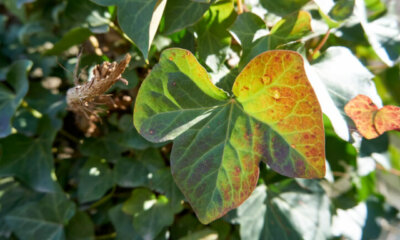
[162,0,211,34]
[0,60,32,138]
[78,158,114,203]
[5,193,76,240]
[0,116,59,192]
[306,46,382,141]
[260,0,310,16]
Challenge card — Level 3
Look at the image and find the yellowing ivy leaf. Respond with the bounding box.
[134,48,325,224]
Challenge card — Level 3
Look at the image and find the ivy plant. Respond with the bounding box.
[1,0,400,239]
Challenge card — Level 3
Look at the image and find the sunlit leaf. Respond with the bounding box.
[231,180,331,240]
[268,10,312,49]
[238,11,312,68]
[229,12,267,51]
[354,0,400,66]
[194,0,237,71]
[344,94,400,139]
[306,46,382,141]
[91,0,167,59]
[315,0,355,28]
[163,0,211,34]
[260,0,310,16]
[134,48,325,224]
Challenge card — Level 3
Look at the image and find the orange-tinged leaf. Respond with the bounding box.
[134,48,326,224]
[344,94,379,139]
[344,94,400,139]
[233,50,325,178]
[374,105,400,134]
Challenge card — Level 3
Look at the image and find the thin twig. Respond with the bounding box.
[237,0,243,14]
[308,29,331,62]
[376,163,400,176]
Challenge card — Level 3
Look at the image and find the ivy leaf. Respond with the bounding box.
[134,48,325,224]
[0,116,58,192]
[163,0,211,34]
[315,0,355,28]
[109,204,143,240]
[44,27,92,56]
[114,149,165,188]
[65,211,95,240]
[5,193,76,240]
[260,0,310,16]
[354,0,400,66]
[77,158,114,203]
[122,188,175,240]
[232,180,331,240]
[344,94,400,139]
[306,46,382,141]
[0,60,32,138]
[268,10,312,49]
[229,12,267,51]
[91,0,167,59]
[195,0,237,71]
[238,11,312,69]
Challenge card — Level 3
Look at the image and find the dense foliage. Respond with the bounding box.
[0,0,400,239]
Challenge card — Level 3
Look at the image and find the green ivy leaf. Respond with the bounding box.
[238,11,312,69]
[109,204,143,240]
[122,188,175,240]
[194,0,237,71]
[65,211,95,240]
[232,180,331,240]
[114,148,165,188]
[260,0,310,16]
[163,0,211,34]
[91,0,167,59]
[229,12,267,51]
[44,27,92,56]
[134,48,325,224]
[0,60,32,138]
[5,193,76,240]
[77,158,114,203]
[315,0,355,28]
[268,10,312,49]
[0,116,58,192]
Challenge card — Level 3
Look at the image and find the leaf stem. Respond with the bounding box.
[59,129,80,144]
[88,186,116,210]
[21,100,43,119]
[308,29,331,62]
[108,21,134,45]
[237,0,243,14]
